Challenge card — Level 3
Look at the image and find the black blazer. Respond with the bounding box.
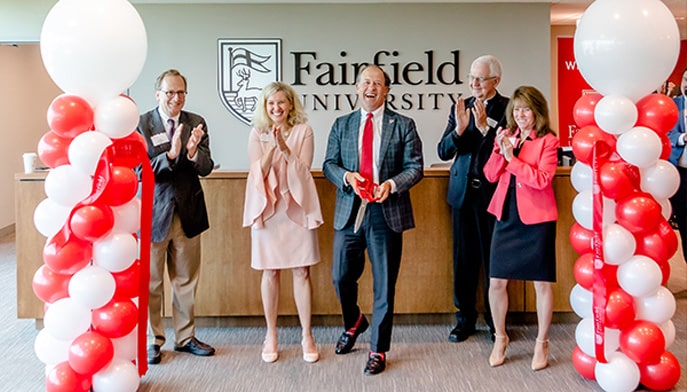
[437,92,509,208]
[137,109,214,242]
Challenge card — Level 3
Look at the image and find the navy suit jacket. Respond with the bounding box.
[137,109,214,242]
[323,107,424,233]
[667,95,686,166]
[437,92,509,209]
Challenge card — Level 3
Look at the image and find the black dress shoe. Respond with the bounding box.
[448,323,476,342]
[364,352,386,375]
[147,344,161,364]
[174,337,215,356]
[335,315,369,355]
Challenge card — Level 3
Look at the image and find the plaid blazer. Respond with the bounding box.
[322,107,424,233]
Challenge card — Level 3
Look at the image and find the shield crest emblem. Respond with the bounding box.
[218,39,282,125]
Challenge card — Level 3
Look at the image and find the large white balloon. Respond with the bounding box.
[635,286,676,324]
[616,126,662,168]
[44,164,92,208]
[43,297,91,341]
[657,197,673,221]
[617,255,662,298]
[640,160,680,200]
[570,284,593,319]
[40,0,148,106]
[94,95,140,139]
[112,327,138,361]
[34,328,71,365]
[594,352,640,392]
[571,162,593,192]
[93,233,138,272]
[111,197,141,234]
[68,265,116,310]
[68,131,113,176]
[33,198,72,238]
[659,320,676,349]
[574,0,680,102]
[575,317,620,358]
[92,359,140,392]
[603,223,636,265]
[572,189,617,230]
[594,95,638,135]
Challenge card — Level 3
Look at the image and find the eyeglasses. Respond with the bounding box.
[467,75,497,83]
[160,90,188,98]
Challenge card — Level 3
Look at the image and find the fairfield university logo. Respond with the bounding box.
[218,39,282,125]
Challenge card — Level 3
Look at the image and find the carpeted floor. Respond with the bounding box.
[1,231,685,392]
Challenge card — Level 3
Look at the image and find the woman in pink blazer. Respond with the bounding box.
[483,86,560,371]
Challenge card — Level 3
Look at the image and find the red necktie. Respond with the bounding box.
[360,112,374,182]
[167,118,175,139]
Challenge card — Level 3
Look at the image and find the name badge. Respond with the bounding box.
[487,117,498,128]
[259,132,272,143]
[151,132,170,147]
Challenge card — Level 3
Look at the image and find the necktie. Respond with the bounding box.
[167,118,176,140]
[360,112,374,182]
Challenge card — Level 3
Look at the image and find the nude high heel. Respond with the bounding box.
[489,335,509,367]
[302,337,319,363]
[531,338,549,371]
[261,337,278,363]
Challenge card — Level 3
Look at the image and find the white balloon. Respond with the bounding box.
[68,265,116,310]
[616,126,662,168]
[44,164,93,207]
[640,160,680,200]
[40,0,148,106]
[594,351,640,392]
[33,198,72,238]
[659,320,676,349]
[602,223,636,265]
[93,233,138,272]
[570,284,593,319]
[656,197,673,221]
[635,286,676,324]
[43,297,91,341]
[112,326,138,361]
[575,317,621,358]
[572,190,617,230]
[571,162,593,192]
[574,0,680,102]
[111,197,141,234]
[594,95,638,135]
[95,95,140,139]
[92,359,140,392]
[68,131,113,176]
[34,328,71,365]
[617,255,662,297]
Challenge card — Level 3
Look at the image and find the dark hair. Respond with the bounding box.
[155,69,187,91]
[356,64,391,88]
[505,86,556,138]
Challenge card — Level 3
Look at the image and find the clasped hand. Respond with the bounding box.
[454,97,488,136]
[167,123,205,160]
[495,127,514,162]
[346,172,390,203]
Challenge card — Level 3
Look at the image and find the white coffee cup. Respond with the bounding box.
[22,152,37,174]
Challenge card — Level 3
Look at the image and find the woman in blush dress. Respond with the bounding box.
[243,82,323,363]
[483,86,560,371]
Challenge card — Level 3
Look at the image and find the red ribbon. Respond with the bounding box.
[591,142,608,364]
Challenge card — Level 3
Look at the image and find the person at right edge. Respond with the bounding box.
[437,55,509,343]
[668,67,687,264]
[483,86,559,371]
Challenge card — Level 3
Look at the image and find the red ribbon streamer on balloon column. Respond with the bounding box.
[591,142,608,364]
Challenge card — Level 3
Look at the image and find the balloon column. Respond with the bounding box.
[569,1,682,391]
[31,1,152,391]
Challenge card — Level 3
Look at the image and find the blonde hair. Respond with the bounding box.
[252,82,307,130]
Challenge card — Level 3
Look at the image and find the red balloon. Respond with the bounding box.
[47,94,94,139]
[32,264,71,304]
[573,92,603,128]
[615,194,662,234]
[68,331,114,376]
[37,130,72,169]
[106,131,148,168]
[43,235,93,275]
[69,203,114,242]
[46,361,91,392]
[573,253,594,290]
[598,160,640,200]
[605,288,635,330]
[571,125,617,165]
[655,258,671,286]
[659,134,672,161]
[639,350,682,391]
[634,219,678,264]
[572,345,596,380]
[112,259,140,299]
[98,166,139,206]
[570,222,593,255]
[635,93,679,135]
[619,320,665,364]
[92,297,138,339]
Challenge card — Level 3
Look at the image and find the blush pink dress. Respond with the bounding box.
[242,123,323,270]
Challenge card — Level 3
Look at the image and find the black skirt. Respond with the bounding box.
[489,175,556,282]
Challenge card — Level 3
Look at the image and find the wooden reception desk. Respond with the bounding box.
[15,167,577,320]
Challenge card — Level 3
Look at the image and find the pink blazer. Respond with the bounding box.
[483,131,560,224]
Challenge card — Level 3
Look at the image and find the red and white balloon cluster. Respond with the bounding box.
[30,1,149,391]
[567,1,682,391]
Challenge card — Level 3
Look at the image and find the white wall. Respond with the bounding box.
[0,2,551,228]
